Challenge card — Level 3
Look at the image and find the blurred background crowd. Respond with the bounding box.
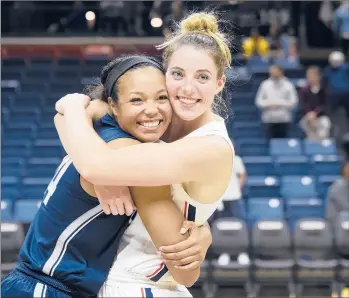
[1,1,349,297]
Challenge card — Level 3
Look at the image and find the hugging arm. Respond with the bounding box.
[55,95,232,188]
[129,185,201,287]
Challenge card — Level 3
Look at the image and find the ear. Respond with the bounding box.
[108,97,118,117]
[215,75,226,95]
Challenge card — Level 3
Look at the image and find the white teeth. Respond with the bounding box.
[178,97,197,104]
[140,120,160,127]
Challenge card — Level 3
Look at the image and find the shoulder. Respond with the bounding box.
[261,79,270,87]
[174,134,234,180]
[300,85,309,92]
[94,114,138,143]
[284,78,294,87]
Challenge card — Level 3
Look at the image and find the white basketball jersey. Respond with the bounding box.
[101,117,234,292]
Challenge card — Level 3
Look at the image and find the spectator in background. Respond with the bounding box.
[243,27,270,60]
[161,0,185,37]
[299,66,331,140]
[268,23,283,54]
[100,1,144,36]
[325,161,349,228]
[255,64,299,139]
[323,51,349,141]
[221,155,247,219]
[333,1,349,60]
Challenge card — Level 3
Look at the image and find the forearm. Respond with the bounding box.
[133,187,200,287]
[197,223,212,256]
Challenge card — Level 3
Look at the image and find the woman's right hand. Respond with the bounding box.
[55,93,91,115]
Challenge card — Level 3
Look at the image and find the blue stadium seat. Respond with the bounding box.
[25,158,60,178]
[13,200,42,223]
[21,177,51,200]
[50,82,82,94]
[2,93,16,110]
[25,69,51,81]
[275,156,310,176]
[41,112,56,123]
[52,69,81,83]
[8,107,41,126]
[310,155,341,176]
[31,139,64,158]
[16,92,46,108]
[270,138,302,156]
[3,124,36,142]
[285,197,324,228]
[317,175,340,199]
[84,57,109,68]
[2,69,23,81]
[56,57,81,67]
[30,58,53,69]
[232,91,255,102]
[235,138,268,156]
[1,81,20,95]
[1,200,13,221]
[233,122,263,138]
[280,176,318,198]
[243,156,275,176]
[231,106,259,122]
[1,158,25,177]
[303,139,336,156]
[247,198,284,227]
[36,127,59,139]
[2,107,10,124]
[2,140,31,158]
[1,176,20,200]
[2,57,26,69]
[245,176,280,197]
[21,82,49,93]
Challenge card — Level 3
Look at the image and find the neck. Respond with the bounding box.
[162,109,216,142]
[310,82,320,88]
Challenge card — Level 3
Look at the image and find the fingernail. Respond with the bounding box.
[157,250,161,255]
[180,228,186,234]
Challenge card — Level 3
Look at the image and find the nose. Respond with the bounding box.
[144,100,159,117]
[181,79,195,97]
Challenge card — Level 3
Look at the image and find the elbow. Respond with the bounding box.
[79,166,95,183]
[79,162,103,185]
[172,269,200,287]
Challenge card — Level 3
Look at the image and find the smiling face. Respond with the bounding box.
[165,45,225,121]
[109,66,172,142]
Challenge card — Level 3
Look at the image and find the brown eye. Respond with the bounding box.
[130,98,142,103]
[198,74,209,81]
[158,95,168,100]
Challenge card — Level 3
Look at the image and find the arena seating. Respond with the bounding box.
[1,55,347,296]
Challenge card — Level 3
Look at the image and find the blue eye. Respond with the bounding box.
[171,71,183,78]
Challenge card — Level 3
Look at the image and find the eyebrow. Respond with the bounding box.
[170,66,212,75]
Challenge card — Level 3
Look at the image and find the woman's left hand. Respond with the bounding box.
[159,221,212,271]
[55,93,91,115]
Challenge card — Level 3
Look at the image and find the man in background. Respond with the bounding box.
[255,64,299,139]
[299,66,331,140]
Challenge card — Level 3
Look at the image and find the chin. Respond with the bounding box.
[175,108,202,122]
[137,133,162,143]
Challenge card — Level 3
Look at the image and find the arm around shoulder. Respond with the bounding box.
[84,135,233,188]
